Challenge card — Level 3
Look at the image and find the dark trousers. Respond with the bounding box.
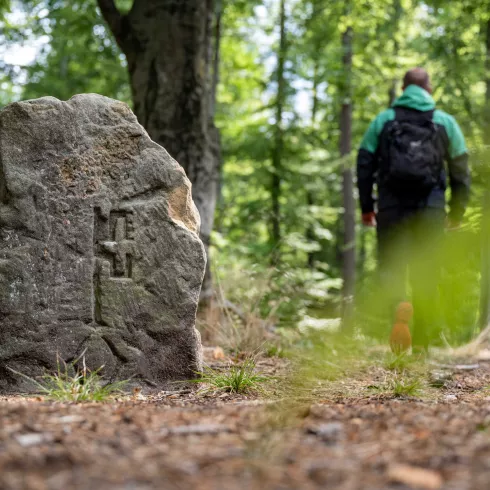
[377,207,445,348]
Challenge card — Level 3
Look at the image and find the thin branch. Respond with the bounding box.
[97,0,128,52]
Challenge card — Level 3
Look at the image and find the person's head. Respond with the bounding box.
[402,68,432,94]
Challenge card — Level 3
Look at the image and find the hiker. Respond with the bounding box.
[356,68,470,354]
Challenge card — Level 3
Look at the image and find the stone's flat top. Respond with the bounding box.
[0,94,205,391]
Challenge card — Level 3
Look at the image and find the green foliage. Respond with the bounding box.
[193,358,268,394]
[10,356,128,402]
[1,0,488,340]
[0,0,10,17]
[3,0,130,104]
[264,342,288,358]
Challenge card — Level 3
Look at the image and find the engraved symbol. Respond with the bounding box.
[94,208,135,279]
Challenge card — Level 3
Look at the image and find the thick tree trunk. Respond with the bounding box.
[97,0,219,300]
[340,26,356,324]
[479,18,490,329]
[211,0,225,236]
[270,0,287,264]
[209,0,222,120]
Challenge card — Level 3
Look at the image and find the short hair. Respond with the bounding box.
[403,68,431,90]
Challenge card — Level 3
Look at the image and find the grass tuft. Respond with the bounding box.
[389,376,422,397]
[9,354,128,403]
[193,358,268,394]
[385,352,412,371]
[264,343,288,359]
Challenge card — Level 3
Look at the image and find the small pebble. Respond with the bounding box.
[307,422,344,443]
[15,433,53,447]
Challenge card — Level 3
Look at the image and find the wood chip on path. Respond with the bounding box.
[387,463,443,489]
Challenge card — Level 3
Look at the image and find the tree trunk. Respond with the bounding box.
[358,226,366,276]
[388,0,402,107]
[97,0,220,300]
[388,81,397,107]
[487,17,490,115]
[340,26,356,324]
[306,57,320,268]
[306,190,315,268]
[209,0,224,236]
[270,0,287,264]
[209,0,222,120]
[479,17,490,329]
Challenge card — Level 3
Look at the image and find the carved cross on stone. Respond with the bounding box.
[95,209,135,279]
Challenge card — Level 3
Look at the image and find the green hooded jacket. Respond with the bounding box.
[356,85,470,219]
[360,85,467,159]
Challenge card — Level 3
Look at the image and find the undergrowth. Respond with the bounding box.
[389,376,423,397]
[10,355,127,403]
[193,358,268,394]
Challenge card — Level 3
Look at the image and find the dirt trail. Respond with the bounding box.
[1,351,490,490]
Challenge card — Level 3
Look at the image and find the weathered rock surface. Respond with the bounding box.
[0,94,205,391]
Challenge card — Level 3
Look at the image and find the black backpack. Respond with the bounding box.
[382,109,443,195]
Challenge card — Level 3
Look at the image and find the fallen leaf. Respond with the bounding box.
[387,464,443,489]
[213,347,226,360]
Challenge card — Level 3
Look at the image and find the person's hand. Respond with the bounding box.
[362,212,377,227]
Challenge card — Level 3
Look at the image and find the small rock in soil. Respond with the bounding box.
[444,394,458,402]
[166,424,232,435]
[15,433,53,447]
[306,422,344,443]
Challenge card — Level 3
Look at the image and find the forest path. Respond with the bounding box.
[1,349,490,490]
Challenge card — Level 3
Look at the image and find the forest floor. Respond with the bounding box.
[1,344,490,490]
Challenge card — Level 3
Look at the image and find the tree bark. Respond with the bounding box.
[210,0,224,236]
[487,17,490,112]
[306,57,320,268]
[358,225,366,276]
[340,26,356,323]
[209,0,222,120]
[479,17,490,329]
[270,0,287,264]
[97,0,220,300]
[388,0,402,107]
[388,81,397,107]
